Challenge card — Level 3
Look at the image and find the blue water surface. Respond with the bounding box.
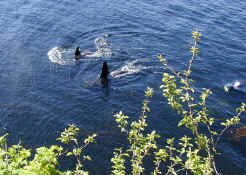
[0,0,245,174]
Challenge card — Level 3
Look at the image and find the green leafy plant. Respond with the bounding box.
[111,31,245,175]
[112,87,159,175]
[57,124,97,175]
[0,125,96,175]
[156,31,245,175]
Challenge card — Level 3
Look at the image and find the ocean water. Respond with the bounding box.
[0,0,245,174]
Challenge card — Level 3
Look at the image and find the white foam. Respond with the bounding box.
[47,36,112,65]
[224,80,241,92]
[233,80,240,88]
[47,46,75,65]
[94,36,112,57]
[111,60,144,78]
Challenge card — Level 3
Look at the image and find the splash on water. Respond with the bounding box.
[111,60,146,78]
[94,36,112,57]
[47,36,112,65]
[47,47,75,65]
[224,80,241,92]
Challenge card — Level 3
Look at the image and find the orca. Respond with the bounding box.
[74,46,81,60]
[100,62,109,87]
[224,80,241,92]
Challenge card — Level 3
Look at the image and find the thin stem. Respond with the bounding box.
[213,161,221,175]
[187,39,198,75]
